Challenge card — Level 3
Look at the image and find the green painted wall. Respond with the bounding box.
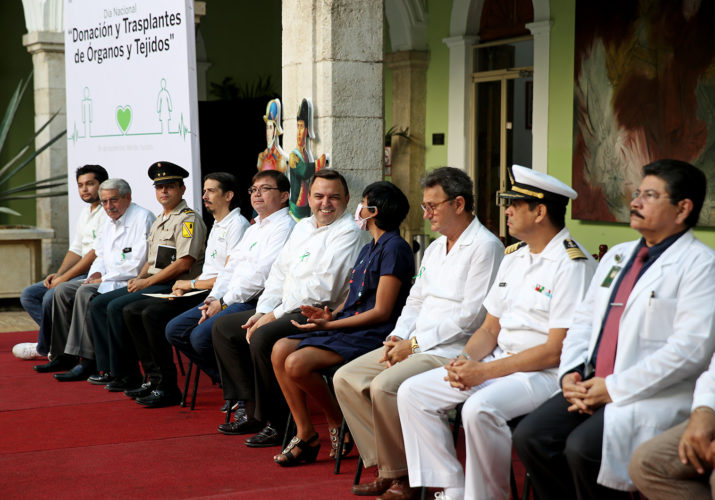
[0,3,36,226]
[547,0,715,252]
[200,1,282,100]
[424,1,450,170]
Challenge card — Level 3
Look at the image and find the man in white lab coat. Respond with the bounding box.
[513,159,715,498]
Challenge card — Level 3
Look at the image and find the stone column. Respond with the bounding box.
[385,50,429,245]
[281,0,384,209]
[443,35,477,173]
[23,30,67,274]
[526,19,553,174]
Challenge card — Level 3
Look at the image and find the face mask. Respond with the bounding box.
[354,203,375,231]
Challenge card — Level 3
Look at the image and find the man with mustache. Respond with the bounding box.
[15,165,108,363]
[42,178,155,381]
[513,159,715,498]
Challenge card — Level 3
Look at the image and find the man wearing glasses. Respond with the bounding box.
[86,162,208,394]
[513,159,715,499]
[118,171,248,407]
[41,178,155,381]
[334,166,504,499]
[165,170,295,397]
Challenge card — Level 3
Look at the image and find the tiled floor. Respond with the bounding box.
[0,300,36,332]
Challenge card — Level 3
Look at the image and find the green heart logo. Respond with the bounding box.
[116,106,132,134]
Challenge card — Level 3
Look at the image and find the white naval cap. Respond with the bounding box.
[499,164,578,204]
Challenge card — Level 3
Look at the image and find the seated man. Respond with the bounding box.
[120,172,248,407]
[166,170,294,386]
[45,178,155,381]
[88,162,207,392]
[513,159,715,498]
[629,353,715,498]
[15,164,108,363]
[212,169,364,447]
[334,167,504,498]
[397,165,596,499]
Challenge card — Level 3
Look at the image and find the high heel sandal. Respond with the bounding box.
[273,433,320,467]
[329,427,354,459]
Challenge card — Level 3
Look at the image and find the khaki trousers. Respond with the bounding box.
[334,347,447,478]
[629,419,714,499]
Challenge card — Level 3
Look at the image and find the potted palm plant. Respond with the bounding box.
[0,72,67,298]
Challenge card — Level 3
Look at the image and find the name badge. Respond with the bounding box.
[601,265,621,288]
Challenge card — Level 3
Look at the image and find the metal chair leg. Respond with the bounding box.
[353,456,363,486]
[180,361,193,407]
[174,346,185,376]
[281,412,295,450]
[334,418,349,474]
[190,367,200,410]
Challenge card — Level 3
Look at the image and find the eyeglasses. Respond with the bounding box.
[248,185,279,195]
[631,189,669,203]
[420,198,453,214]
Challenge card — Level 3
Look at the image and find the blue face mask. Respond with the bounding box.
[354,203,376,231]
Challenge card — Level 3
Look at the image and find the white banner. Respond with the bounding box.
[64,0,200,235]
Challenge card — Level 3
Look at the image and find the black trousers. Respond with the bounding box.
[122,294,206,390]
[211,310,307,425]
[512,392,632,500]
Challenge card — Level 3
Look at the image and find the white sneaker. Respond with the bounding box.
[434,492,457,500]
[12,342,43,360]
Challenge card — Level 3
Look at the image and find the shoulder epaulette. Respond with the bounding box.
[563,238,587,260]
[180,208,195,215]
[504,241,526,255]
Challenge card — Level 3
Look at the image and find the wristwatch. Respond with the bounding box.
[410,336,420,354]
[190,279,197,289]
[219,297,227,310]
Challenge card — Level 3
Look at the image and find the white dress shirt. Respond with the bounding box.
[87,202,156,293]
[389,217,504,359]
[198,208,249,280]
[211,207,295,305]
[256,210,366,319]
[68,203,105,257]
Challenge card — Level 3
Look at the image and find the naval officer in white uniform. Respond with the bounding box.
[397,165,596,500]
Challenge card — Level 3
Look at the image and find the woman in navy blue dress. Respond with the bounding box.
[271,181,414,467]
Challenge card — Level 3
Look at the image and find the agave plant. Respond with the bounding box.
[0,72,67,217]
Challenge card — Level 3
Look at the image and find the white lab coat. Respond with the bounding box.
[559,230,715,490]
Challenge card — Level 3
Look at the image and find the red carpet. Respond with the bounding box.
[1,330,531,499]
[0,331,360,499]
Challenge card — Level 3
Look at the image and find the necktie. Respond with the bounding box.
[594,246,650,378]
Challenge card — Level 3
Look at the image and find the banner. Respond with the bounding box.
[64,0,200,234]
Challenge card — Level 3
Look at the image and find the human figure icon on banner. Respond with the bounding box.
[288,98,329,221]
[157,78,173,133]
[257,98,288,173]
[81,87,93,138]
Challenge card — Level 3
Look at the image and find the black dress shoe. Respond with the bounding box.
[105,376,142,392]
[34,356,77,373]
[53,363,96,382]
[87,372,114,385]
[136,388,182,408]
[217,415,263,435]
[124,382,155,399]
[244,424,281,447]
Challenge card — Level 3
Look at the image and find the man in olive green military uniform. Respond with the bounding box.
[88,162,207,392]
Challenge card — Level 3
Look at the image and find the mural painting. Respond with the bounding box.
[572,0,715,226]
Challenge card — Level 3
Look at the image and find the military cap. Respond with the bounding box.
[264,98,283,135]
[499,164,577,205]
[148,161,189,186]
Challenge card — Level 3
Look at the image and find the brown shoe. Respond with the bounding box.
[377,477,419,500]
[351,475,394,496]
